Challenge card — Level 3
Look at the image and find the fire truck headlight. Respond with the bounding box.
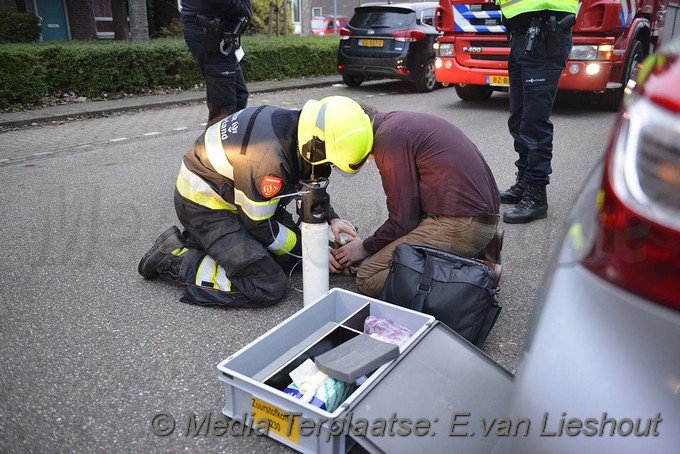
[586,63,600,75]
[570,45,599,60]
[570,44,613,61]
[438,43,454,57]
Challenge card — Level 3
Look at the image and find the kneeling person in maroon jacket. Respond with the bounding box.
[333,106,501,297]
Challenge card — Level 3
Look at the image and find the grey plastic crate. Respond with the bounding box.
[216,288,514,454]
[217,288,435,454]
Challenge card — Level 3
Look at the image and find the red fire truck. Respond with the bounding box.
[434,0,673,109]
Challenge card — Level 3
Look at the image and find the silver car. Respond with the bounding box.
[502,39,680,453]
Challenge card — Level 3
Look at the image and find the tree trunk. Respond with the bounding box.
[111,0,128,40]
[128,0,149,43]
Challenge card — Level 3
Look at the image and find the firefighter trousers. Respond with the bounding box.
[174,191,296,307]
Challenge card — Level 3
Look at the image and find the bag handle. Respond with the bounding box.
[412,250,434,312]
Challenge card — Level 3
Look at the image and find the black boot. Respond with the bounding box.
[503,184,548,224]
[500,171,528,204]
[138,226,188,280]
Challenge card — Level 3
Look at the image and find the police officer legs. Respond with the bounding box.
[182,13,249,127]
[502,26,572,224]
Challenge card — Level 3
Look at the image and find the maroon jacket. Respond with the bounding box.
[363,111,500,255]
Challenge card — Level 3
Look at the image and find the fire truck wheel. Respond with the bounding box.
[342,75,364,87]
[455,84,493,101]
[415,59,437,92]
[600,39,645,111]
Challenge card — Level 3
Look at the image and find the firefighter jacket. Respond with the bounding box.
[176,106,310,258]
[497,0,578,20]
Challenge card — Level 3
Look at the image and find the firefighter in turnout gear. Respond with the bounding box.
[497,0,578,223]
[138,96,373,307]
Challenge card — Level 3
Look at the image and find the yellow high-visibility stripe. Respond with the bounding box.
[498,0,578,18]
[267,222,298,256]
[234,188,278,221]
[176,162,237,212]
[195,255,232,291]
[204,123,234,180]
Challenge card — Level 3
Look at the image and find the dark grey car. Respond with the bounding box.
[337,2,440,92]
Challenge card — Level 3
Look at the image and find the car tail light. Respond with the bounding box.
[582,95,680,310]
[339,27,352,40]
[392,30,426,42]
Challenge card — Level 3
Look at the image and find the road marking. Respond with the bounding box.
[110,137,128,142]
[32,152,53,157]
[144,132,161,136]
[173,127,188,131]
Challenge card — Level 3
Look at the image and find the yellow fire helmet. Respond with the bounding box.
[297,96,374,174]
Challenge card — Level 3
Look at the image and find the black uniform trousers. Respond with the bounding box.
[507,25,572,186]
[182,17,249,127]
[174,191,298,307]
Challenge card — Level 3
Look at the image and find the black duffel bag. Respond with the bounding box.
[379,244,501,347]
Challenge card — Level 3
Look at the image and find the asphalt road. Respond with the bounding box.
[0,80,618,453]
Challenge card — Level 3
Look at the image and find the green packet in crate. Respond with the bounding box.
[282,359,355,413]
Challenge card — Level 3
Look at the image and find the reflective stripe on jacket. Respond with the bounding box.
[177,106,301,255]
[497,0,578,19]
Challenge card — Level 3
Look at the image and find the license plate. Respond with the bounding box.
[487,75,510,86]
[251,397,299,444]
[358,39,384,47]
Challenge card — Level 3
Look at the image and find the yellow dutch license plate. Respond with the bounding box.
[251,397,299,444]
[488,75,510,86]
[358,39,384,47]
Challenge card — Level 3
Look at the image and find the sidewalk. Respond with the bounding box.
[0,75,342,129]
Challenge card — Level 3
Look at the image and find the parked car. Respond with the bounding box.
[311,16,348,35]
[503,38,680,453]
[337,2,440,92]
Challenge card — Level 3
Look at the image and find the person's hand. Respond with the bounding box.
[334,237,369,267]
[328,247,345,274]
[329,218,357,244]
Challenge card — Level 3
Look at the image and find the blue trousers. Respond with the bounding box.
[182,18,249,127]
[507,27,572,186]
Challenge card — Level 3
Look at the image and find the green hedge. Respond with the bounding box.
[0,11,41,43]
[0,35,339,108]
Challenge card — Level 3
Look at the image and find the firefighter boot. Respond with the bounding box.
[503,183,548,224]
[138,226,188,280]
[500,171,528,204]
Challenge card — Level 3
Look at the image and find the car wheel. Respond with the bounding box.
[454,84,493,101]
[342,75,364,87]
[600,39,645,111]
[415,59,437,92]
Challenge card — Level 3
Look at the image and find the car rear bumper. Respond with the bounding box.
[504,264,680,453]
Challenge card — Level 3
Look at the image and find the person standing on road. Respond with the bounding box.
[138,96,373,307]
[181,0,251,127]
[333,106,501,297]
[497,0,578,224]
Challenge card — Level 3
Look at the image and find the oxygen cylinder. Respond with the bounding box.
[297,179,331,307]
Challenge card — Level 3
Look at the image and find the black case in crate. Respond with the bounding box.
[217,288,513,454]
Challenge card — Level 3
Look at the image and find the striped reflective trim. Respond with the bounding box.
[234,188,278,221]
[204,123,234,180]
[267,222,298,256]
[454,5,505,33]
[195,255,232,291]
[176,162,237,212]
